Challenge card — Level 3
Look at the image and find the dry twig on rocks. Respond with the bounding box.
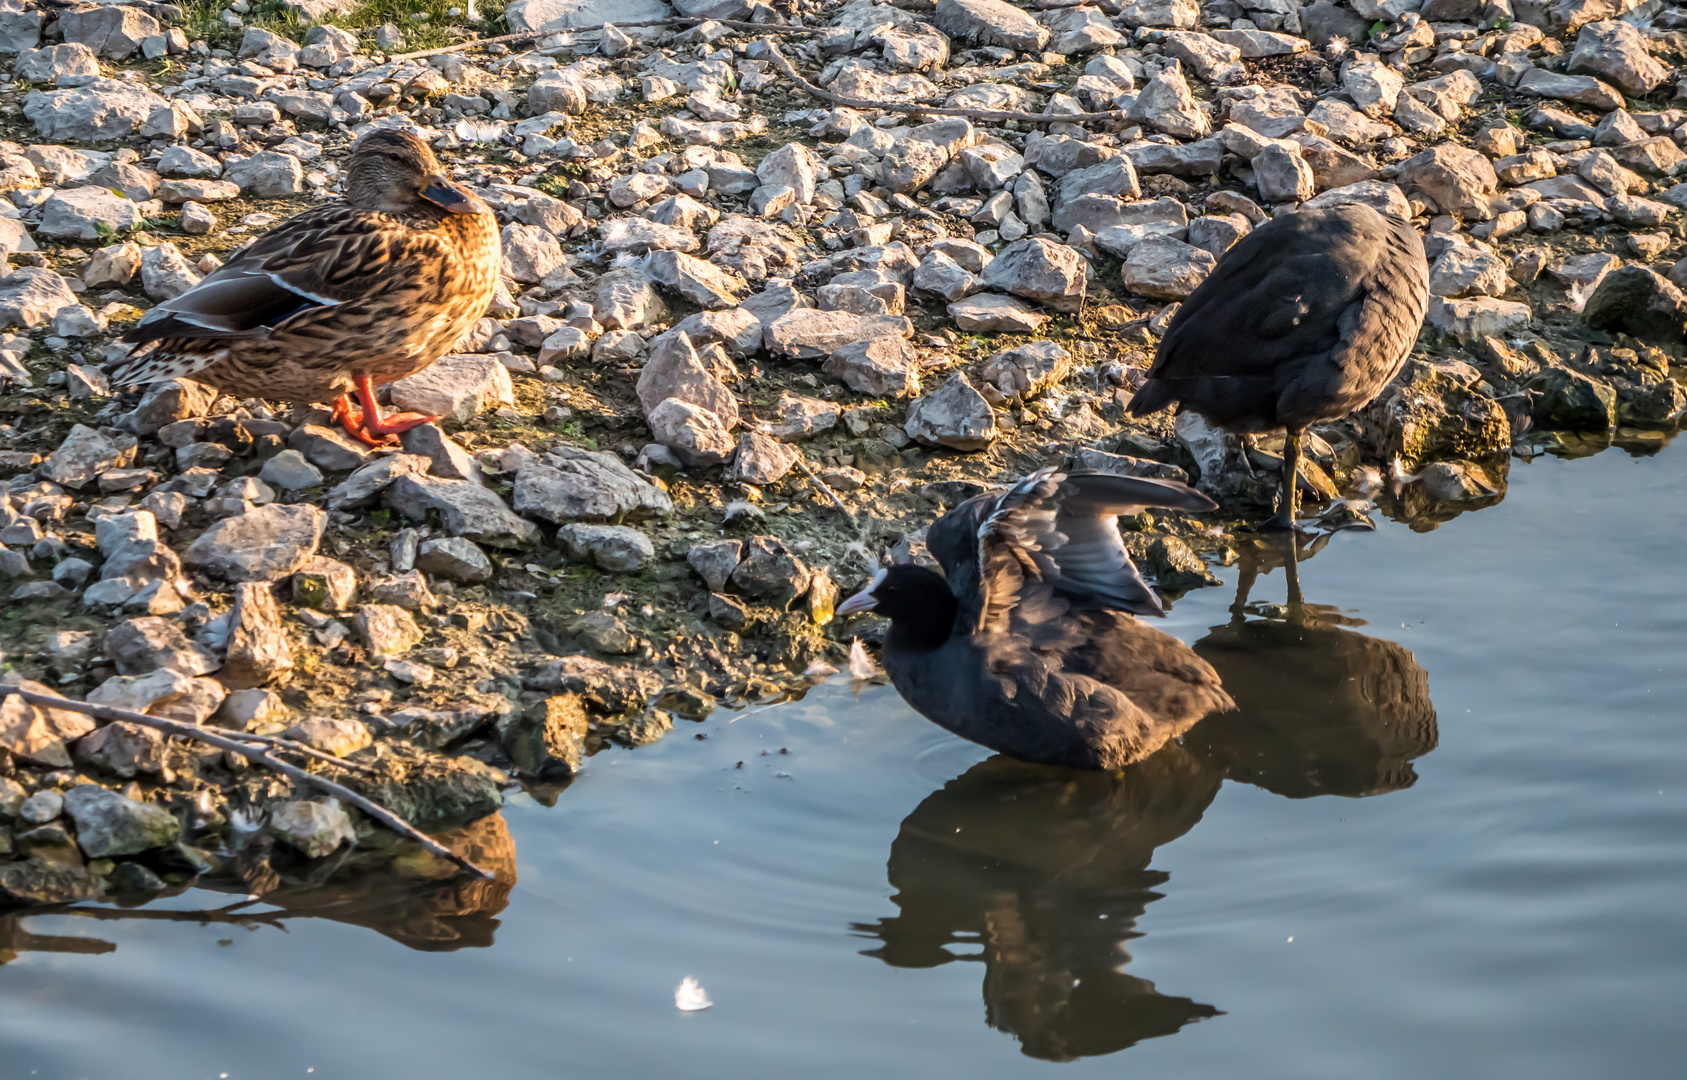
[390,17,821,63]
[0,686,494,881]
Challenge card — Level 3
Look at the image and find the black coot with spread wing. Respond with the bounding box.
[836,470,1235,770]
[1126,204,1429,529]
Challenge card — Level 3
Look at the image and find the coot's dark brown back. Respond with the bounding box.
[1126,204,1429,433]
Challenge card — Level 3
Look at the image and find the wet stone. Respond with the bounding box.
[1528,367,1617,431]
[268,799,355,859]
[1145,535,1221,590]
[62,784,180,858]
[499,694,586,778]
[348,744,503,830]
[1371,364,1512,470]
[0,859,101,904]
[1583,267,1687,344]
[730,535,812,607]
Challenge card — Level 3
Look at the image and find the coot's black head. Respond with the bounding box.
[836,564,957,649]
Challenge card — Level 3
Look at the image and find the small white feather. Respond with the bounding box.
[848,638,879,681]
[675,976,712,1011]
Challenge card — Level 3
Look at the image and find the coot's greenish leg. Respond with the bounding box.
[1264,426,1303,531]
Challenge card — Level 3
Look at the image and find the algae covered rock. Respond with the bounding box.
[498,694,586,778]
[0,858,102,904]
[1369,363,1511,469]
[351,743,504,830]
[1528,366,1616,430]
[1583,267,1687,344]
[1615,376,1685,425]
[1143,535,1219,591]
[62,784,180,858]
[522,655,660,714]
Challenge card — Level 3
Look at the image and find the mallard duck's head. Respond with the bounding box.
[346,128,484,216]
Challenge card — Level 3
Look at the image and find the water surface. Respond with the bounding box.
[4,445,1686,1079]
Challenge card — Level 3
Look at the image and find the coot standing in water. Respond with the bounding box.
[1126,203,1430,529]
[836,470,1235,770]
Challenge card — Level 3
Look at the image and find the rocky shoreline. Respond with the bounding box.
[0,0,1683,908]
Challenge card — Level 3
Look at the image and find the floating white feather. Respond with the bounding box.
[675,976,712,1011]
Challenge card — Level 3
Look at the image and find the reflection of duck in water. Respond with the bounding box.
[857,543,1440,1061]
[0,814,518,961]
[1186,539,1439,796]
[854,749,1224,1061]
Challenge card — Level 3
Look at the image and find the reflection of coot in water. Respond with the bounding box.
[854,749,1224,1061]
[1187,542,1438,797]
[856,538,1442,1062]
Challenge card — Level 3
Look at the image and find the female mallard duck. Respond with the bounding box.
[111,128,501,445]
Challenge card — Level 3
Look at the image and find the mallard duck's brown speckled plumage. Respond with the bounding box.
[111,128,500,425]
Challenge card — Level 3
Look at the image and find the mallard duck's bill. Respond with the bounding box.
[421,178,478,214]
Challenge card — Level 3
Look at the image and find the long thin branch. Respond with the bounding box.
[226,729,380,777]
[390,16,821,63]
[0,687,493,881]
[762,41,1140,126]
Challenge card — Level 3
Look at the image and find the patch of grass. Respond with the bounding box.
[177,0,508,54]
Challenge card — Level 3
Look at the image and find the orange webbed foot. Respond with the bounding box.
[361,410,440,437]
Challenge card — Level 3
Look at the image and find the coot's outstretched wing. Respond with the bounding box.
[931,469,1217,632]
